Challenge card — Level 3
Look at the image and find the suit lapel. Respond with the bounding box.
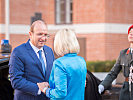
[43,46,52,79]
[43,46,48,75]
[25,40,45,77]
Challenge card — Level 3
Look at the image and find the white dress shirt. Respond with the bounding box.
[29,41,47,68]
[29,41,47,95]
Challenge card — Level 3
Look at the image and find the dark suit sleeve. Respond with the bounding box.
[100,52,122,89]
[9,48,39,96]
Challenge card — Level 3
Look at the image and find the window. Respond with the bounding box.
[31,12,42,25]
[55,0,73,24]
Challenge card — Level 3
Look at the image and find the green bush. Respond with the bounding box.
[86,60,116,72]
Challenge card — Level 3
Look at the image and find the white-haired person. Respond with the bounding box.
[37,29,87,100]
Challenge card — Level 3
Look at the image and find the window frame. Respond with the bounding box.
[55,0,73,25]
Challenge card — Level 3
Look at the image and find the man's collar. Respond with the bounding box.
[29,41,43,53]
[131,48,133,53]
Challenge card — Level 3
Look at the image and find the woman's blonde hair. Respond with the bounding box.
[54,28,80,56]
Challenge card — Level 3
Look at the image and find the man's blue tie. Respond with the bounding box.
[38,50,45,75]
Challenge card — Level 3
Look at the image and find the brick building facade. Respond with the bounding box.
[0,0,133,61]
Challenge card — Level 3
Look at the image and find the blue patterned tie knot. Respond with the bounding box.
[38,50,45,75]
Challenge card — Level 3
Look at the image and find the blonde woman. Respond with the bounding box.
[38,29,87,100]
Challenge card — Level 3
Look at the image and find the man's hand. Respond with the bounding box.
[98,84,104,94]
[37,82,49,94]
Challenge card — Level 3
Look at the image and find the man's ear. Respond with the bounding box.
[29,32,31,35]
[29,32,33,40]
[29,32,32,37]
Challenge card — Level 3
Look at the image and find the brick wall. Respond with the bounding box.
[73,0,105,23]
[0,0,55,24]
[77,33,129,61]
[105,33,129,60]
[9,34,55,50]
[105,0,133,23]
[0,0,133,61]
[0,0,5,23]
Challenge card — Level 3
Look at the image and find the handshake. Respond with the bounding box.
[37,82,50,94]
[98,84,104,94]
[36,82,105,95]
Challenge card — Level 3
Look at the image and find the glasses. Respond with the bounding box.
[43,34,50,38]
[36,33,50,38]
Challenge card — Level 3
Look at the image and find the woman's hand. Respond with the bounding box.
[37,82,49,94]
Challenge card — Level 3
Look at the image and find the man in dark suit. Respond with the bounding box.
[9,20,54,100]
[98,24,133,100]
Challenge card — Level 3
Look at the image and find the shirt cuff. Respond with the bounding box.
[37,89,41,95]
[46,88,51,98]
